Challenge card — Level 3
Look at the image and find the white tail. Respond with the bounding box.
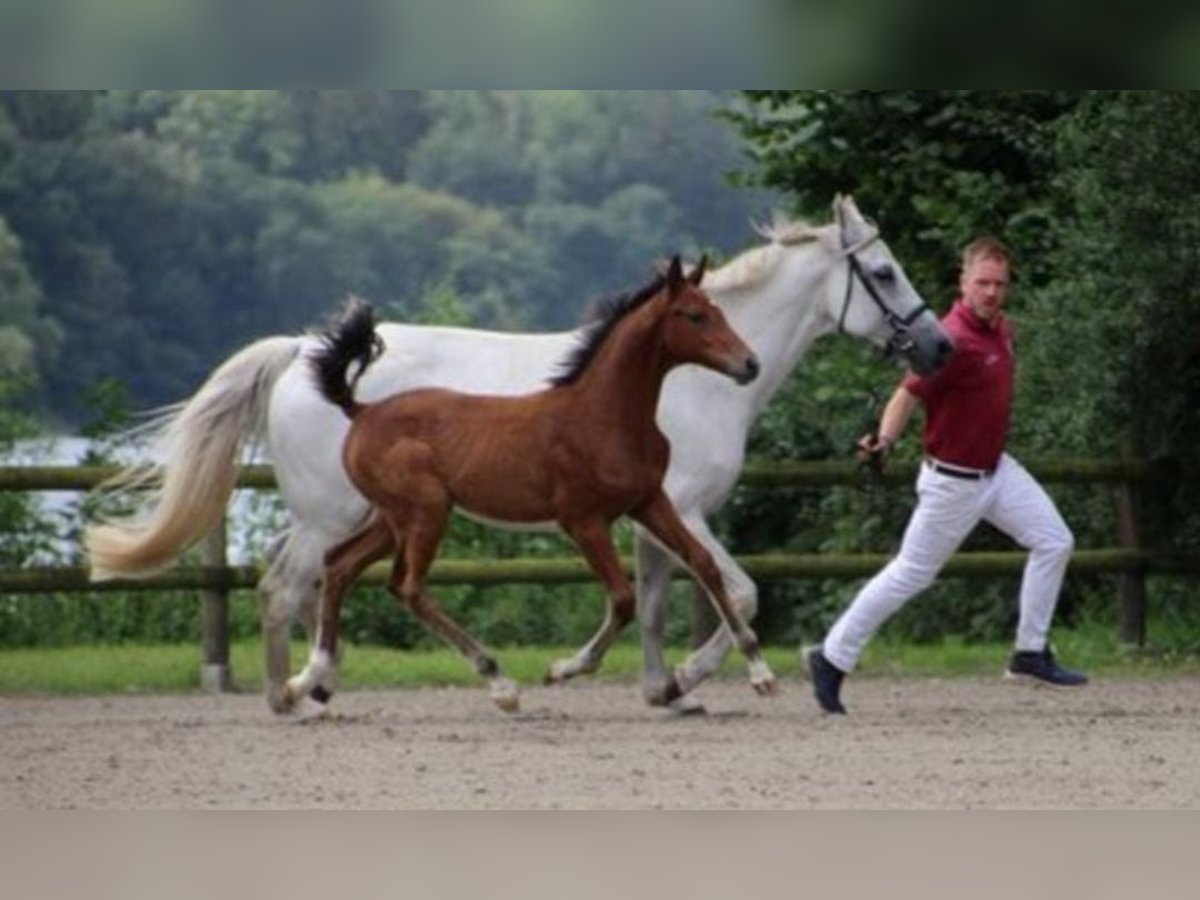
[85,336,302,580]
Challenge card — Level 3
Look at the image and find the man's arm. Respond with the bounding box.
[857,386,920,461]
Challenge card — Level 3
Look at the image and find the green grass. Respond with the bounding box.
[1,621,1198,696]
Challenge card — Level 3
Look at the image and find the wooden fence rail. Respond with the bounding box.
[2,458,1191,691]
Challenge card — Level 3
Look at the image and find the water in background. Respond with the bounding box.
[3,436,282,565]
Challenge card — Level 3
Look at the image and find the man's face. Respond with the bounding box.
[960,256,1010,322]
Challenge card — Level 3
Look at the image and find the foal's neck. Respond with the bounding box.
[569,302,672,427]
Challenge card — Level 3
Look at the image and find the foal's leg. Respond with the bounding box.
[390,506,520,713]
[632,490,777,697]
[546,518,637,684]
[284,518,394,713]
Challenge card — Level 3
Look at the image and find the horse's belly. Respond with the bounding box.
[455,507,560,534]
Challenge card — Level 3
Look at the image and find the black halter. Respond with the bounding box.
[837,230,930,357]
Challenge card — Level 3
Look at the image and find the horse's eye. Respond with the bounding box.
[686,311,707,325]
[873,264,895,284]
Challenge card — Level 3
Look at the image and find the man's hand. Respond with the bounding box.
[856,432,895,469]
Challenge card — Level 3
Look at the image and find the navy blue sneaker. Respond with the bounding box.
[1006,649,1088,687]
[807,646,847,714]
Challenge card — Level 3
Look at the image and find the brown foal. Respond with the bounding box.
[284,256,778,713]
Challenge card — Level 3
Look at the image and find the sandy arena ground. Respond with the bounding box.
[2,675,1198,809]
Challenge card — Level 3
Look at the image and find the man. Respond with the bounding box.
[808,236,1086,715]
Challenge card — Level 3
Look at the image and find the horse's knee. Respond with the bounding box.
[730,584,759,621]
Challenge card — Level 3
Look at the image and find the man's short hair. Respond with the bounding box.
[962,236,1013,270]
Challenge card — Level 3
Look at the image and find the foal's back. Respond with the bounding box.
[342,384,619,525]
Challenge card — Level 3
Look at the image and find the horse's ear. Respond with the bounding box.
[666,255,684,293]
[688,254,708,286]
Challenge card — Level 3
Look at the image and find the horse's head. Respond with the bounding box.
[828,195,953,376]
[662,255,760,385]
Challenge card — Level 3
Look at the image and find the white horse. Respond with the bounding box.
[86,195,951,715]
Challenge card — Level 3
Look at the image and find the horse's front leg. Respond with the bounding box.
[664,515,760,699]
[632,491,777,698]
[546,518,636,684]
[634,531,703,714]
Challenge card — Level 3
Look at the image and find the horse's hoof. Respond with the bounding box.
[643,673,686,708]
[491,677,520,713]
[667,694,708,716]
[544,660,570,685]
[297,695,331,721]
[268,685,297,715]
[751,675,780,697]
[748,659,779,697]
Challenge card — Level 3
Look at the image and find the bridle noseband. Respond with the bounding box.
[837,228,930,357]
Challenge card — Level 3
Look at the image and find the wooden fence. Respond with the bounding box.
[2,458,1196,691]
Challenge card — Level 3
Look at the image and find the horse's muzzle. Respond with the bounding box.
[733,355,761,385]
[891,326,953,376]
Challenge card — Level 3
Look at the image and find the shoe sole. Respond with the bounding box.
[1003,669,1088,688]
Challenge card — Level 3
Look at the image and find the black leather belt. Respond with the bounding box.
[925,459,995,480]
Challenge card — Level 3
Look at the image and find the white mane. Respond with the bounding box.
[706,215,832,294]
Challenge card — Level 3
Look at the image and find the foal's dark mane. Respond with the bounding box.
[548,272,668,388]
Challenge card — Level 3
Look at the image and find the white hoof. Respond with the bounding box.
[297,695,331,721]
[544,657,574,685]
[749,659,779,696]
[667,694,707,716]
[490,677,520,713]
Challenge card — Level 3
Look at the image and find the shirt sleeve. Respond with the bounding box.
[901,341,962,401]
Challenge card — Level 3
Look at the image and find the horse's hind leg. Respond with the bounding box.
[546,518,636,684]
[388,505,520,713]
[284,518,394,713]
[260,529,326,714]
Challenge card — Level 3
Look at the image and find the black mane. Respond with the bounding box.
[548,272,667,388]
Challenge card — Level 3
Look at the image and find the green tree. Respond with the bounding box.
[0,217,61,386]
[727,91,1083,293]
[1033,91,1200,549]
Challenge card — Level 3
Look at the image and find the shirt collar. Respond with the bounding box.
[952,298,1004,332]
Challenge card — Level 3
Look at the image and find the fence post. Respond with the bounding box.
[200,518,233,692]
[1114,440,1146,647]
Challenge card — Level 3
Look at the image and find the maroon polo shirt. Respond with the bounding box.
[900,299,1014,470]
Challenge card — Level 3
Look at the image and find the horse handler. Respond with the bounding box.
[808,236,1087,715]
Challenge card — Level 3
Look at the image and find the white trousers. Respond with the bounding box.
[822,453,1074,673]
